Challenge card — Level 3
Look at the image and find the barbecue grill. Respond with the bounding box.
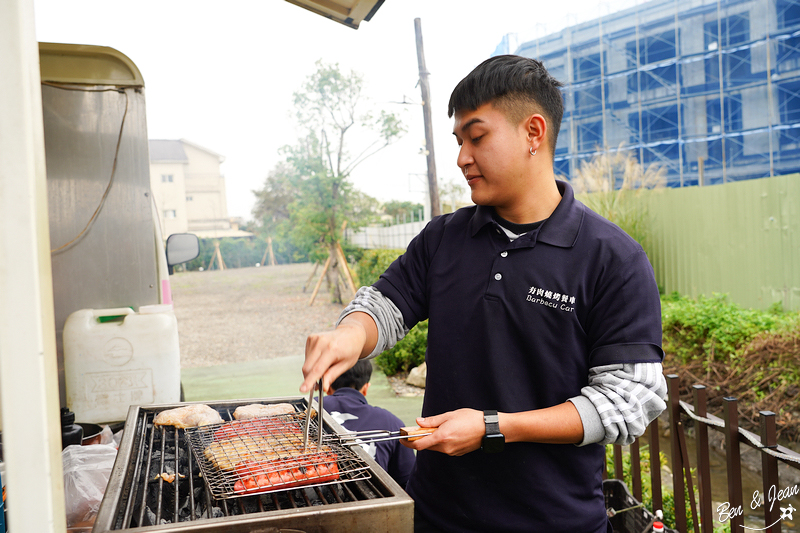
[93,398,414,533]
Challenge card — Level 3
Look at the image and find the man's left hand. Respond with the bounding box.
[401,409,484,456]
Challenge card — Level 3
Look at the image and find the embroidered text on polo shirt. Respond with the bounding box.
[526,285,576,312]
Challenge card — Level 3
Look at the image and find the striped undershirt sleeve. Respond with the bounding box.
[569,362,667,446]
[336,286,409,360]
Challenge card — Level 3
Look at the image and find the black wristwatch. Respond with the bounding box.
[481,410,505,453]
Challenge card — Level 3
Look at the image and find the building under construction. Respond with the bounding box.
[511,0,800,187]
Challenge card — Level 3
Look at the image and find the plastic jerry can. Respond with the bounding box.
[64,306,181,424]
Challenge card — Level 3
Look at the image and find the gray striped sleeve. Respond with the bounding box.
[336,286,409,359]
[568,362,667,446]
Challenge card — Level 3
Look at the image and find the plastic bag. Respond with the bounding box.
[98,425,115,447]
[112,429,123,449]
[62,444,117,527]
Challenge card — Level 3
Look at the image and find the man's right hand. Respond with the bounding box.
[301,312,378,394]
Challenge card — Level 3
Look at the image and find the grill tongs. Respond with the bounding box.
[303,379,324,452]
[333,427,435,444]
[302,378,435,451]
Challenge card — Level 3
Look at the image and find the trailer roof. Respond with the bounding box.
[285,0,385,29]
[38,42,144,87]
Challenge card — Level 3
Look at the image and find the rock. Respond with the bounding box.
[406,362,427,388]
[387,374,424,397]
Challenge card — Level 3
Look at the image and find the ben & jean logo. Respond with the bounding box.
[716,483,798,530]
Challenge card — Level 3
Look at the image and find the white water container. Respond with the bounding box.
[64,306,181,423]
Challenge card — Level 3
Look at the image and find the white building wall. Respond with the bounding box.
[150,161,188,235]
[149,139,250,238]
[181,141,229,231]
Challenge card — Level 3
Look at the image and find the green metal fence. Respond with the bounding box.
[641,174,800,311]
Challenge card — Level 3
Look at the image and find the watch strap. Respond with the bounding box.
[483,409,500,435]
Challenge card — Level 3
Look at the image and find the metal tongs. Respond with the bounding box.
[303,379,324,452]
[334,427,435,444]
[302,378,435,451]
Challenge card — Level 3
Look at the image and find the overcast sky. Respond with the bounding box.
[34,0,632,221]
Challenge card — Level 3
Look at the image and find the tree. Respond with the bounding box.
[255,60,405,303]
[438,176,470,214]
[382,200,424,222]
[251,162,298,265]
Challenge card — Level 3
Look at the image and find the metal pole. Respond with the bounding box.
[414,18,441,217]
[765,15,775,178]
[649,419,663,512]
[0,0,66,531]
[717,0,728,183]
[724,397,744,531]
[567,30,577,178]
[674,0,684,187]
[635,1,645,168]
[598,14,610,187]
[760,411,780,533]
[693,385,712,533]
[667,375,687,532]
[630,439,642,501]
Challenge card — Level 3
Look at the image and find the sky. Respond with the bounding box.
[34,0,632,221]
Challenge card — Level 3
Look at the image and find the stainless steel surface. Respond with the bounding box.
[302,387,314,452]
[316,380,324,450]
[302,380,324,452]
[42,84,158,407]
[93,397,414,533]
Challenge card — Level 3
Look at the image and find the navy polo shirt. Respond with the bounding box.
[322,387,415,488]
[374,180,663,533]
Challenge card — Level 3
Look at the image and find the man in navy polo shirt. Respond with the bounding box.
[302,55,667,532]
[323,359,415,488]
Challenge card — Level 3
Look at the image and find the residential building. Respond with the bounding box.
[504,0,800,187]
[149,139,251,238]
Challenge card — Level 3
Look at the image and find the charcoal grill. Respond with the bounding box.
[93,398,414,533]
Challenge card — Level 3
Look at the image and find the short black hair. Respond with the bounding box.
[331,359,373,391]
[448,55,564,154]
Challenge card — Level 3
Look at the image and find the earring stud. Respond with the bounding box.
[529,147,536,156]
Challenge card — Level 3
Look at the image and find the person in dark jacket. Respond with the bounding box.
[323,359,415,488]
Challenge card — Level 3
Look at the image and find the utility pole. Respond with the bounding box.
[414,18,441,217]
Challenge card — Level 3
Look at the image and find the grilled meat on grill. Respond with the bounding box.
[233,403,295,419]
[204,436,285,470]
[212,417,300,441]
[202,416,340,494]
[204,433,331,471]
[232,454,340,494]
[153,404,223,428]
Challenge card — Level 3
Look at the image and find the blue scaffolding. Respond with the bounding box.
[512,0,800,187]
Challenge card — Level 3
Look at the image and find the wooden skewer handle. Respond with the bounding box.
[400,426,436,442]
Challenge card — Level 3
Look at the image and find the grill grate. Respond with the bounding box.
[94,399,413,532]
[185,413,372,499]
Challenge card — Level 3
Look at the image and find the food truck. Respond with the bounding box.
[39,42,198,426]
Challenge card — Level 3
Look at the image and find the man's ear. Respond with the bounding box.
[525,113,548,154]
[359,382,370,396]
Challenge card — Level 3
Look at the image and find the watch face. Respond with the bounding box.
[482,433,505,453]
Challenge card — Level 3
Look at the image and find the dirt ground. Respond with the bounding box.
[171,263,346,368]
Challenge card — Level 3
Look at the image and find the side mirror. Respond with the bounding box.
[166,233,200,267]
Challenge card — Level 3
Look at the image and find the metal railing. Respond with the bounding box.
[609,374,800,533]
